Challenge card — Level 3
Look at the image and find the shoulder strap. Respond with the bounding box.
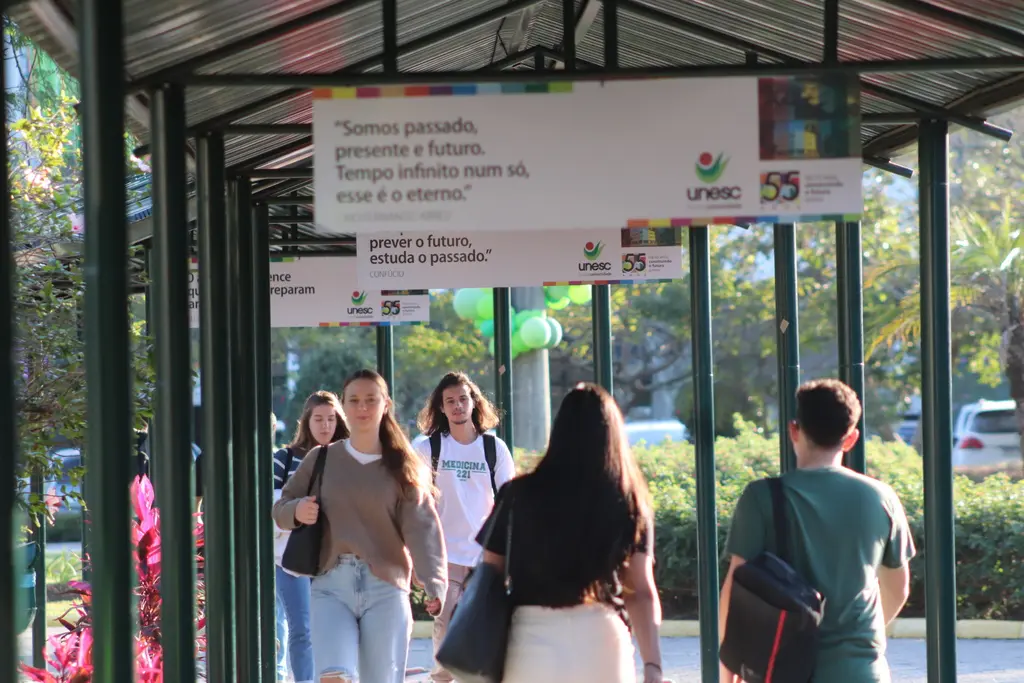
[284,447,295,478]
[483,434,498,495]
[306,444,330,498]
[768,476,790,563]
[429,432,442,479]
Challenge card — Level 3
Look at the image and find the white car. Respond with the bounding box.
[951,399,1020,469]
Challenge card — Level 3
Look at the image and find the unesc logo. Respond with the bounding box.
[579,240,611,272]
[688,151,742,203]
[380,300,402,317]
[348,290,373,315]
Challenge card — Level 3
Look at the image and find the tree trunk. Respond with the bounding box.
[511,287,552,452]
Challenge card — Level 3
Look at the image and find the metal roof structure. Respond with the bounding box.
[10,0,1024,259]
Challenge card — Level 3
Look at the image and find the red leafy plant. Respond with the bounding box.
[22,475,206,682]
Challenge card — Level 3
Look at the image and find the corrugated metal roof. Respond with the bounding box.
[10,0,1024,226]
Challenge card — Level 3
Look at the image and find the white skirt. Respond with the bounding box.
[502,602,635,683]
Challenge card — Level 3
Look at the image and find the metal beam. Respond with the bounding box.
[773,223,800,474]
[493,288,514,450]
[864,155,915,178]
[182,54,1024,88]
[223,124,312,135]
[248,168,313,179]
[823,0,839,63]
[127,0,377,93]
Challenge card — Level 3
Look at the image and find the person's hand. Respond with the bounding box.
[643,662,664,683]
[294,496,319,525]
[424,598,442,617]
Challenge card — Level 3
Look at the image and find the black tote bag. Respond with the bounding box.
[281,444,329,577]
[436,492,515,683]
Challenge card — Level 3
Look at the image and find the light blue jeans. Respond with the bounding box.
[310,554,412,683]
[276,565,314,683]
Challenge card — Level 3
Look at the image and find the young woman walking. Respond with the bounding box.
[273,369,447,683]
[273,391,349,683]
[475,382,665,683]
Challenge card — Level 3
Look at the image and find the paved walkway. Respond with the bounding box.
[20,630,1024,681]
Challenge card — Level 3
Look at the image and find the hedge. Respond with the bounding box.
[462,418,1024,621]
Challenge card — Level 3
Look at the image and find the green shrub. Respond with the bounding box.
[510,417,1024,620]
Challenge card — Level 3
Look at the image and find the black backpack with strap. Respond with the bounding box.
[430,431,498,495]
[720,477,825,683]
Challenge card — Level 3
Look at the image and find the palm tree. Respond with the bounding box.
[868,197,1024,465]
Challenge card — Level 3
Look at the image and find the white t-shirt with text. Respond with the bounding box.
[416,433,515,567]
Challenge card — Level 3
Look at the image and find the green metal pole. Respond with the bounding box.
[836,221,867,473]
[592,287,614,392]
[689,227,719,683]
[253,202,276,683]
[197,131,237,683]
[80,0,134,679]
[229,178,260,682]
[493,288,514,450]
[151,82,196,683]
[31,471,46,669]
[773,223,800,473]
[919,118,957,683]
[376,327,395,392]
[0,24,15,681]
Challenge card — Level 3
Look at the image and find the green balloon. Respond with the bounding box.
[545,285,569,302]
[547,296,570,310]
[511,330,527,355]
[488,337,495,356]
[514,309,533,328]
[545,317,563,347]
[476,293,495,320]
[568,285,592,305]
[453,288,482,319]
[520,316,552,349]
[478,319,495,337]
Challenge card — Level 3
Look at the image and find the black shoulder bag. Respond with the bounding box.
[436,490,514,683]
[281,444,329,577]
[720,477,825,683]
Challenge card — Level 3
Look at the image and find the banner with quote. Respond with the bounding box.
[188,256,430,328]
[313,75,862,234]
[356,226,684,290]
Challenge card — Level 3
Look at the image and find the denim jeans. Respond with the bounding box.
[311,554,412,683]
[276,565,314,683]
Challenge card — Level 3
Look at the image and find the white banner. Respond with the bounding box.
[313,75,862,234]
[356,227,684,289]
[188,257,431,328]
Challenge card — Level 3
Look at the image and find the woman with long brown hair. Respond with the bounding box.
[474,382,664,683]
[274,391,348,683]
[273,369,447,683]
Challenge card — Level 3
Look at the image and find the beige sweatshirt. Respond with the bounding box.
[272,440,448,601]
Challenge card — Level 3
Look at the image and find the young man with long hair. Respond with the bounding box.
[719,379,915,683]
[415,371,515,683]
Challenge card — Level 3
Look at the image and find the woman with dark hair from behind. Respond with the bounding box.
[274,391,349,683]
[475,382,665,683]
[273,369,447,683]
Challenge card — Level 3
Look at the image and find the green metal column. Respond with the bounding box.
[197,131,237,683]
[593,0,615,394]
[80,0,134,680]
[0,24,14,680]
[229,179,260,681]
[253,202,276,683]
[689,227,719,683]
[773,223,800,473]
[836,221,867,473]
[151,82,197,683]
[377,327,395,392]
[919,118,957,683]
[31,471,46,669]
[493,288,514,450]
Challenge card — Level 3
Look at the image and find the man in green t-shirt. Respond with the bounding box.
[719,379,916,683]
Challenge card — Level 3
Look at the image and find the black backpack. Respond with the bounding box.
[720,477,825,683]
[430,431,498,495]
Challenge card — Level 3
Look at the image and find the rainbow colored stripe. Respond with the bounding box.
[626,213,861,228]
[543,278,676,287]
[312,83,573,99]
[318,321,424,328]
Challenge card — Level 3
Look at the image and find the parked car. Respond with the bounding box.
[951,399,1020,469]
[624,419,689,447]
